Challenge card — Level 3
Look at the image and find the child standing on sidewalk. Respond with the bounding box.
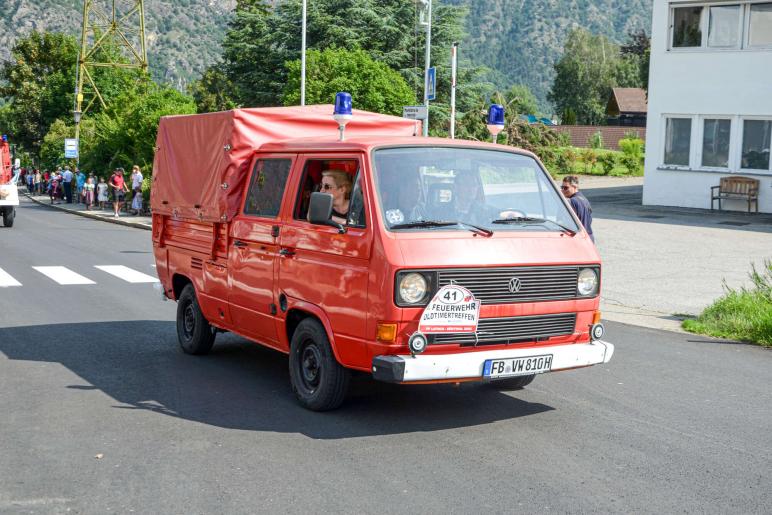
[84,176,95,210]
[97,177,108,210]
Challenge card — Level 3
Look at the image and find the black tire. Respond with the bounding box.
[176,284,215,355]
[289,318,350,411]
[2,208,14,228]
[489,374,536,390]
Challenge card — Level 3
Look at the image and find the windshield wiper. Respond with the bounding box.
[391,219,493,237]
[492,217,576,236]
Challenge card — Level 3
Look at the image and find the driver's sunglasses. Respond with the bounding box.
[560,185,570,191]
[320,183,336,191]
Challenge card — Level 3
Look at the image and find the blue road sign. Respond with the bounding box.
[64,138,78,159]
[427,67,436,101]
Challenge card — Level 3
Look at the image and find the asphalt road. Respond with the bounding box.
[1,198,770,514]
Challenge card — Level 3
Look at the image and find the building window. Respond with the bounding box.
[702,119,732,168]
[741,120,772,170]
[749,3,772,46]
[664,117,692,166]
[707,4,740,47]
[673,6,703,47]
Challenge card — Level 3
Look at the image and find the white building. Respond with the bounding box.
[643,0,772,212]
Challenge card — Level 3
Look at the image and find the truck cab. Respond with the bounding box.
[151,105,613,411]
[0,135,19,228]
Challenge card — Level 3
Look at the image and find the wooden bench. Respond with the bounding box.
[710,176,759,213]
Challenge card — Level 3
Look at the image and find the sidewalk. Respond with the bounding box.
[24,193,151,230]
[582,176,772,332]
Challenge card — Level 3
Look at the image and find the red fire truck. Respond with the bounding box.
[0,134,18,227]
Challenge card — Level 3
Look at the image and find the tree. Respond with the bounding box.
[282,49,414,115]
[0,31,147,153]
[219,0,477,121]
[548,29,645,126]
[621,29,651,89]
[189,64,239,113]
[0,32,78,153]
[82,83,196,173]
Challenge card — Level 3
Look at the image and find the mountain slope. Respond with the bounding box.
[1,0,652,105]
[0,0,235,89]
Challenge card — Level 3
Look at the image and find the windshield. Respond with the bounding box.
[372,147,579,233]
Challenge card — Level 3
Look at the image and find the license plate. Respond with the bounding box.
[483,354,553,379]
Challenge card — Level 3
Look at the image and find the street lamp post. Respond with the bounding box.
[73,109,82,166]
[301,0,307,106]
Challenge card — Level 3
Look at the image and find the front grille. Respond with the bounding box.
[432,313,577,346]
[437,266,583,304]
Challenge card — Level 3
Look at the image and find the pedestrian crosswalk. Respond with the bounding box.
[0,265,158,287]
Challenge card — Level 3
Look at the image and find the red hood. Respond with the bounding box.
[394,231,599,268]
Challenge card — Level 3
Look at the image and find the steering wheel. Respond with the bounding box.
[498,208,527,219]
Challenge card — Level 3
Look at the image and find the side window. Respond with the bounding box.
[347,172,366,228]
[293,158,364,227]
[244,159,291,217]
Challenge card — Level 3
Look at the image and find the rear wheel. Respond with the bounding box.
[2,208,14,227]
[489,374,536,390]
[176,284,215,355]
[289,318,350,411]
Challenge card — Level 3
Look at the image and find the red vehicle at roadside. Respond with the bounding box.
[0,134,19,227]
[151,103,613,411]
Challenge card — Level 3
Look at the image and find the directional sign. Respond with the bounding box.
[64,138,79,159]
[403,106,428,120]
[427,67,436,101]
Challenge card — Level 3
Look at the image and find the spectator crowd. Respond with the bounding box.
[19,165,146,217]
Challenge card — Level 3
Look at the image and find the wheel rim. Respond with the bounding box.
[298,341,322,392]
[182,302,195,340]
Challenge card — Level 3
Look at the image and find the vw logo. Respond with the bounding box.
[507,277,522,294]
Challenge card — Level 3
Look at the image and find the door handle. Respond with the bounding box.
[279,248,295,257]
[234,240,248,248]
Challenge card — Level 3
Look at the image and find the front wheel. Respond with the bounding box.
[289,318,350,411]
[489,374,536,390]
[176,284,215,355]
[2,208,14,227]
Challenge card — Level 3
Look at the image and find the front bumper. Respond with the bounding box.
[372,340,614,383]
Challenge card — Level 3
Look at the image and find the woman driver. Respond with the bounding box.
[320,169,353,225]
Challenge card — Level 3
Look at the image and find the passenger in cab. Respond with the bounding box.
[383,168,427,225]
[320,169,352,225]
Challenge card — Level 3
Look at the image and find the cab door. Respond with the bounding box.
[277,154,372,365]
[228,155,295,347]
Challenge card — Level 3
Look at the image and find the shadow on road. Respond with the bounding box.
[0,321,553,438]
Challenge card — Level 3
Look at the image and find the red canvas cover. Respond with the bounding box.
[151,105,419,222]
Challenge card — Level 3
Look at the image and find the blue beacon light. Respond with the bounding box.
[487,104,505,142]
[333,92,353,141]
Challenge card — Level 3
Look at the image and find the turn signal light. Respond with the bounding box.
[376,323,397,343]
[592,311,602,325]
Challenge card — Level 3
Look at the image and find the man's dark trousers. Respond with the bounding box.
[63,182,72,203]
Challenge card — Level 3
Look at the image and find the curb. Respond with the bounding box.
[24,193,152,231]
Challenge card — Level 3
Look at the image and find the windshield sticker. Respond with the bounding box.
[418,285,480,334]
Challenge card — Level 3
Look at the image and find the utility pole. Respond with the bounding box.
[418,0,432,137]
[74,0,149,144]
[450,42,458,139]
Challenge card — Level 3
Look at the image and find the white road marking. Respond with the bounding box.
[33,266,96,285]
[95,265,159,283]
[0,267,22,287]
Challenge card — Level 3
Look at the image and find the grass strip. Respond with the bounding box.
[682,261,772,347]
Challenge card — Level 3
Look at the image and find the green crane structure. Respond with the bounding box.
[74,0,148,140]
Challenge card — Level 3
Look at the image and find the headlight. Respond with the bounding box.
[577,268,599,296]
[398,272,429,304]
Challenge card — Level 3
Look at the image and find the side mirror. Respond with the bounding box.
[308,192,346,233]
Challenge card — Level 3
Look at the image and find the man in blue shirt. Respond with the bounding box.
[561,175,594,242]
